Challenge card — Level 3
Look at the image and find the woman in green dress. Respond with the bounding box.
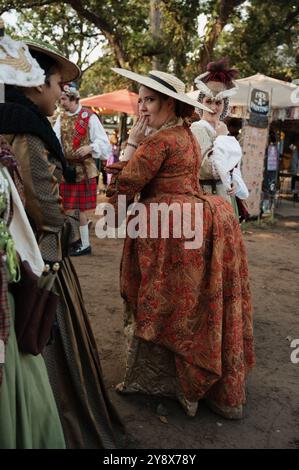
[0,135,65,449]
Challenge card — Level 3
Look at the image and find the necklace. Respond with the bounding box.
[148,117,183,137]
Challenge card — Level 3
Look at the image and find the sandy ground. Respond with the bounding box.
[72,199,299,449]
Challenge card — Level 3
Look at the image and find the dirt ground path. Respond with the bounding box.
[72,214,299,449]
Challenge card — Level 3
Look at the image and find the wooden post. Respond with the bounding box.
[119,113,128,147]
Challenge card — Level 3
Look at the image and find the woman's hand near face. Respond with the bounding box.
[128,115,149,145]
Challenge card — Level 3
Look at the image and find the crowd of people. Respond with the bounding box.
[0,17,254,449]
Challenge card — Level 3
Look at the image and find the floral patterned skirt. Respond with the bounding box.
[118,195,255,408]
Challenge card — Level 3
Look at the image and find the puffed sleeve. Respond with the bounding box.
[106,134,168,204]
[11,134,79,261]
[191,122,215,179]
[210,135,243,190]
[191,122,212,157]
[88,114,112,160]
[232,165,249,199]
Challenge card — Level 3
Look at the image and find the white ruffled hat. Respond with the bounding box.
[0,18,45,87]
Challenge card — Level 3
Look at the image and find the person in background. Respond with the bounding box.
[290,141,299,174]
[0,135,65,449]
[54,83,111,256]
[290,140,299,197]
[191,58,249,217]
[226,117,242,141]
[106,130,120,185]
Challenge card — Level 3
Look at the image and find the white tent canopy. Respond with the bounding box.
[188,73,299,109]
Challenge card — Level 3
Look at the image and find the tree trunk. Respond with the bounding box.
[68,0,131,69]
[197,0,245,72]
[198,17,223,71]
[150,0,162,70]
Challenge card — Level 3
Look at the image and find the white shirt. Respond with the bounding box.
[191,120,249,200]
[53,104,111,160]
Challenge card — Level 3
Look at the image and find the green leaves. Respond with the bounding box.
[217,0,299,79]
[0,0,298,94]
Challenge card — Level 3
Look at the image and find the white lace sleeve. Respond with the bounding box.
[210,136,243,190]
[88,114,112,160]
[191,122,213,157]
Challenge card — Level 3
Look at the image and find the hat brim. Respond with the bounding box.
[27,42,81,83]
[112,68,212,113]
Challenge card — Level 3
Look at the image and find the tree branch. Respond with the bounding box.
[247,5,299,51]
[0,0,59,13]
[197,0,246,70]
[68,0,131,68]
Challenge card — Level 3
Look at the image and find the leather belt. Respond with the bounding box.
[199,179,222,195]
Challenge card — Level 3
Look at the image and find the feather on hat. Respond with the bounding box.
[195,58,239,100]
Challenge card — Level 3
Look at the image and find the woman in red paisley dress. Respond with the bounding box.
[106,68,255,419]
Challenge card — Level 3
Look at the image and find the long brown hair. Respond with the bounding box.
[157,90,194,118]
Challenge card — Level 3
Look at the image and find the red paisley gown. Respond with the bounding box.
[107,123,255,411]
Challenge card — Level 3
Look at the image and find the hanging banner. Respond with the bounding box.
[241,125,269,216]
[250,89,270,114]
[248,88,269,128]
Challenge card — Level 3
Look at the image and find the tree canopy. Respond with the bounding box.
[1,0,298,96]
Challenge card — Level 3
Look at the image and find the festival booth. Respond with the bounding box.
[189,74,299,217]
[80,88,138,115]
[80,89,138,145]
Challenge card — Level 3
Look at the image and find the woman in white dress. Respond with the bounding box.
[191,58,248,213]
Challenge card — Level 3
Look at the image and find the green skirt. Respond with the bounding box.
[231,195,240,219]
[0,294,65,449]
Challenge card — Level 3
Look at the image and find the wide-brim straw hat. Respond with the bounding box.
[27,41,81,83]
[112,68,211,112]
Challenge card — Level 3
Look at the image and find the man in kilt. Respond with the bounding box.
[54,83,111,255]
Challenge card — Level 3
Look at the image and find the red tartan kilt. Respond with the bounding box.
[60,177,97,211]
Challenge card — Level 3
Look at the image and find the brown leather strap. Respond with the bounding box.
[199,179,222,195]
[199,179,222,185]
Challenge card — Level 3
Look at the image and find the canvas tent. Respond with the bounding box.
[80,88,138,115]
[231,74,298,108]
[188,73,299,109]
